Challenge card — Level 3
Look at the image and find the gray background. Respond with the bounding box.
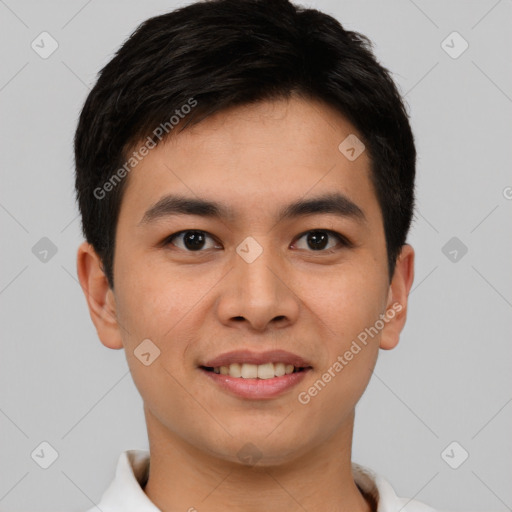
[0,0,511,510]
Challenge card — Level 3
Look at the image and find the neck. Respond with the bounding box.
[142,408,372,512]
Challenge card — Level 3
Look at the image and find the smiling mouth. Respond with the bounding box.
[200,362,311,379]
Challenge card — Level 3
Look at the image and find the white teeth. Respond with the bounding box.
[274,362,286,376]
[213,362,302,378]
[257,363,274,380]
[241,363,258,379]
[229,363,242,378]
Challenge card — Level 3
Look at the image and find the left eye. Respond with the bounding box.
[164,230,220,251]
[293,230,349,251]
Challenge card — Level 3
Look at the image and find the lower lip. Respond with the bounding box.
[199,368,311,400]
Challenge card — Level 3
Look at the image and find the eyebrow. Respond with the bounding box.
[138,192,367,226]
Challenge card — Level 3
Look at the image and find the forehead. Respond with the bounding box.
[118,96,381,229]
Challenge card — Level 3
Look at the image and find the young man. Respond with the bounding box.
[74,0,440,510]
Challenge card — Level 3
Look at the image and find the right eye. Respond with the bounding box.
[163,230,222,252]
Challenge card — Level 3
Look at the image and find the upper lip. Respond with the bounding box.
[201,349,312,368]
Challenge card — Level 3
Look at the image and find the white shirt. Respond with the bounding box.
[86,449,445,512]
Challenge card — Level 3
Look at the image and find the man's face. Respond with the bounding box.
[92,97,407,465]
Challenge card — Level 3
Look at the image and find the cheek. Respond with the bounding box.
[113,254,221,387]
[113,264,200,414]
[299,261,387,343]
[295,270,383,427]
[114,257,197,342]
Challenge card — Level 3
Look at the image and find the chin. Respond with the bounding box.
[200,432,312,468]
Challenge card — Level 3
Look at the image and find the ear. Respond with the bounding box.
[379,244,415,350]
[76,241,124,350]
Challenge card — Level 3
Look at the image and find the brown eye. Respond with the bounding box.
[293,230,350,251]
[165,230,220,251]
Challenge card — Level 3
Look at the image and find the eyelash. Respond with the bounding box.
[162,229,352,253]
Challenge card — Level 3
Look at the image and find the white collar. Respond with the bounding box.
[88,449,440,512]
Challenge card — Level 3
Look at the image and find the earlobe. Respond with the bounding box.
[379,244,415,351]
[76,241,124,350]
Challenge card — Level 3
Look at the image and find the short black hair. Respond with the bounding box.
[74,0,416,289]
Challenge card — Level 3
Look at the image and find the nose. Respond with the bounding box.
[214,240,300,333]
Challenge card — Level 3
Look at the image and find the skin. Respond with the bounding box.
[77,95,414,512]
